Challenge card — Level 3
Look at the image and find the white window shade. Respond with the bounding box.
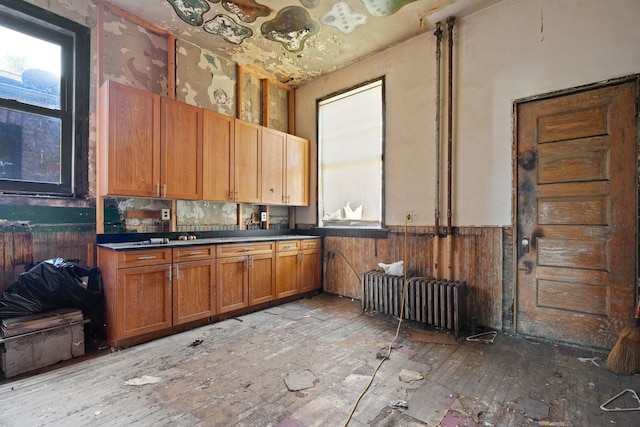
[319,79,383,227]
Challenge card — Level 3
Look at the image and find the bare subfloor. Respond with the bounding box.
[1,293,639,426]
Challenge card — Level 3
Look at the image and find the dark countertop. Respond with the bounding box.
[97,234,321,250]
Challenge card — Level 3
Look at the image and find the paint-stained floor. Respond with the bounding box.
[0,293,638,426]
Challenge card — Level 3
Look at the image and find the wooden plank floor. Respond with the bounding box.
[1,293,639,426]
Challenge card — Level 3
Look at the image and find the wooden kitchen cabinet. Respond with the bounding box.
[276,239,321,297]
[235,119,262,203]
[161,97,203,199]
[261,127,286,205]
[286,134,310,206]
[99,81,203,199]
[203,109,236,201]
[300,239,321,293]
[261,128,309,206]
[216,242,274,313]
[97,247,173,346]
[276,240,302,298]
[99,80,160,197]
[172,245,216,325]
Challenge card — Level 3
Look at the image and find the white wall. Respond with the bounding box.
[295,0,640,227]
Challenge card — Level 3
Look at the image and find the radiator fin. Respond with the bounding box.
[361,271,466,336]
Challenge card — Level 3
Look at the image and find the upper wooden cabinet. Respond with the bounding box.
[99,81,203,199]
[261,127,286,205]
[261,128,309,206]
[285,134,310,206]
[235,120,262,203]
[99,80,160,197]
[99,81,308,206]
[161,97,203,200]
[203,110,236,202]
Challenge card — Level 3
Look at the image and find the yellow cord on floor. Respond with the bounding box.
[342,217,410,426]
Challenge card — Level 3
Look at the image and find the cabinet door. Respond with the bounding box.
[116,264,172,339]
[300,249,321,293]
[261,127,285,205]
[235,120,262,203]
[286,134,309,206]
[249,253,275,305]
[203,110,235,201]
[100,80,160,197]
[173,260,216,325]
[217,256,249,313]
[161,98,202,199]
[276,251,300,298]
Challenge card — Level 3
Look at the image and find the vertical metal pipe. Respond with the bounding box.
[446,16,456,234]
[434,22,443,234]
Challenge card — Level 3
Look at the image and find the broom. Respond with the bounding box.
[606,299,640,375]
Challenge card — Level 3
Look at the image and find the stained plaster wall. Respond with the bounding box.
[294,0,640,227]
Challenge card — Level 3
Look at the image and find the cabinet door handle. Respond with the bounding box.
[138,255,157,260]
[163,183,167,198]
[189,251,205,255]
[242,247,255,251]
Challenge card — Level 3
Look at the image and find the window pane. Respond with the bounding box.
[0,107,62,184]
[319,81,383,227]
[0,25,61,110]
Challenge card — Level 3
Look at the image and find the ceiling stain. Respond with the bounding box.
[320,2,367,34]
[167,0,210,26]
[362,0,420,17]
[299,0,321,8]
[222,0,272,23]
[203,14,253,44]
[261,6,320,53]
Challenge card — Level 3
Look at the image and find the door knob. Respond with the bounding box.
[521,238,530,253]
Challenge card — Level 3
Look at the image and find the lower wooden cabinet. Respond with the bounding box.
[216,242,275,313]
[98,238,320,347]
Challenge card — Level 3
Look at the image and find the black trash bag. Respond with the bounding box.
[0,258,103,318]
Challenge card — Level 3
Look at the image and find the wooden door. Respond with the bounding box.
[173,260,215,325]
[217,256,249,313]
[516,80,637,349]
[235,119,262,203]
[286,135,310,206]
[161,98,202,199]
[100,80,160,197]
[248,253,275,305]
[203,110,236,201]
[261,127,286,205]
[116,264,172,339]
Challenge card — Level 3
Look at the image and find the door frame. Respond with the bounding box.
[512,74,640,335]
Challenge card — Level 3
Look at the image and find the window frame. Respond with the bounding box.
[317,77,386,228]
[0,0,90,197]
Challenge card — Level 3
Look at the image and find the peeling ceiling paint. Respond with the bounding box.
[106,0,503,87]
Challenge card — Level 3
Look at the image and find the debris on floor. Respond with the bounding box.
[399,369,424,384]
[188,339,203,347]
[124,375,161,386]
[389,399,409,408]
[284,369,316,391]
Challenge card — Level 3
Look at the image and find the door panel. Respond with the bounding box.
[516,80,637,349]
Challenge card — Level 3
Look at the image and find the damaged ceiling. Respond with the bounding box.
[104,0,502,87]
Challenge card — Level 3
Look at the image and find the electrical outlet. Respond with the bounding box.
[406,211,413,222]
[161,209,170,220]
[261,212,267,222]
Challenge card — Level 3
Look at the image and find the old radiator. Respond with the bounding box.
[361,271,466,336]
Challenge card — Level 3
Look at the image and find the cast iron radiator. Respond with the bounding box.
[361,271,466,337]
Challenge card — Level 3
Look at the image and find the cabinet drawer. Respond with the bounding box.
[173,245,216,262]
[301,239,320,250]
[117,248,172,268]
[277,240,300,253]
[217,241,274,257]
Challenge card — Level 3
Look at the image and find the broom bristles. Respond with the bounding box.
[607,326,640,375]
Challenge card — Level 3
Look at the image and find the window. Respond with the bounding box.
[318,78,384,228]
[0,0,89,197]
